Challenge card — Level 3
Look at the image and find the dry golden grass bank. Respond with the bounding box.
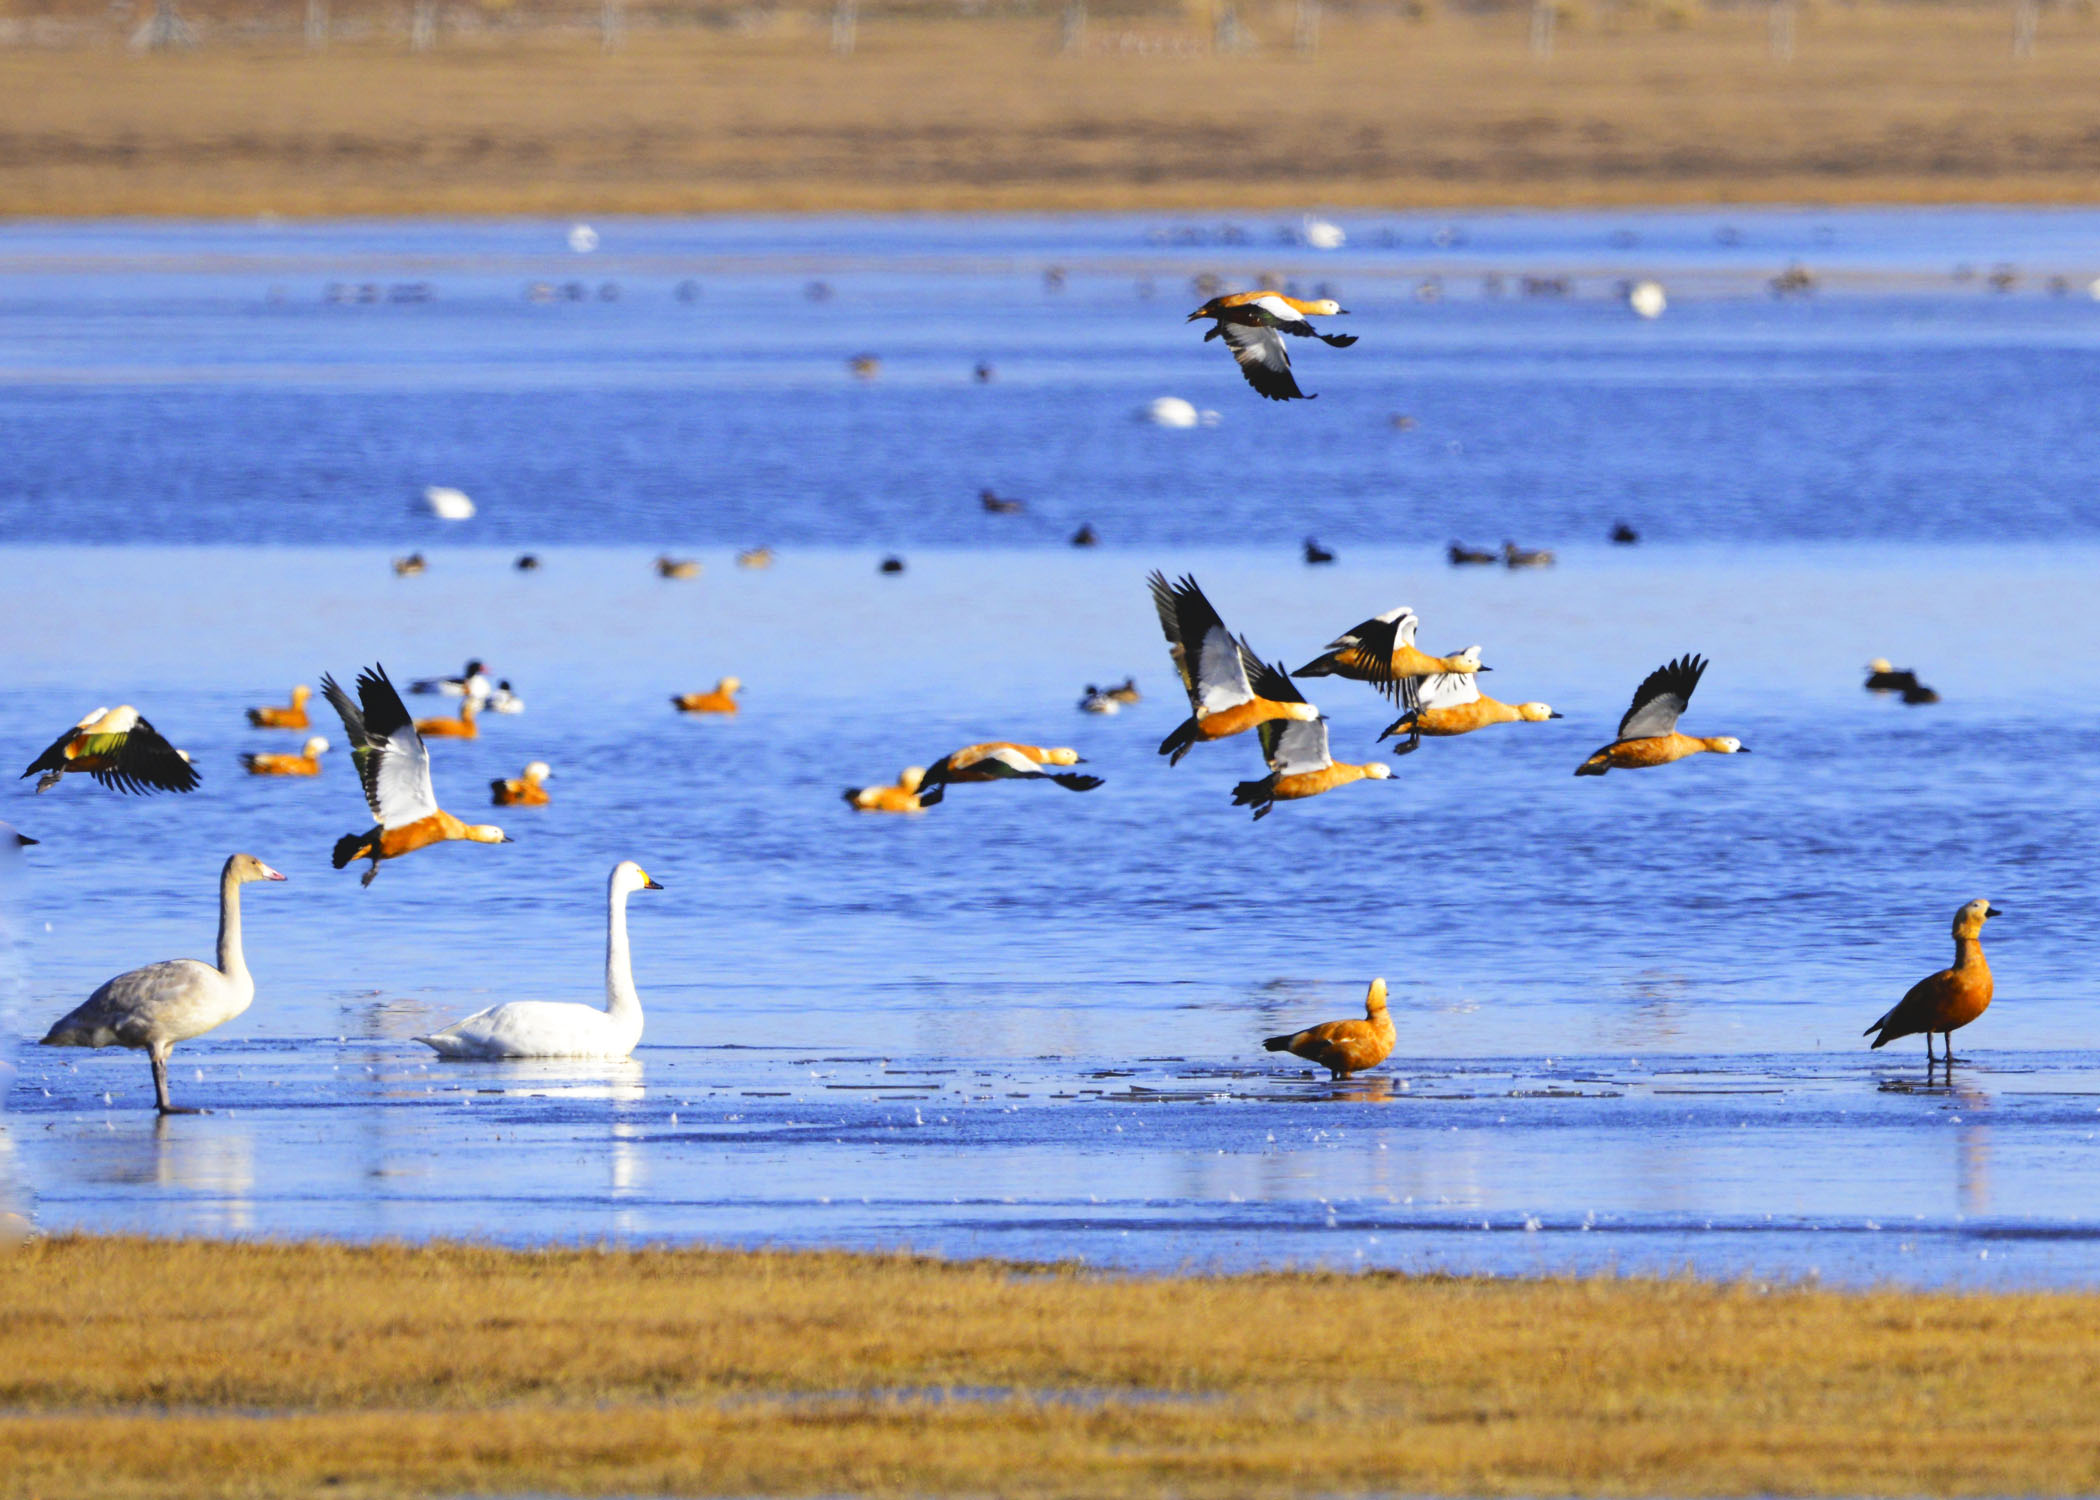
[2,1235,2099,1497]
[5,7,2100,216]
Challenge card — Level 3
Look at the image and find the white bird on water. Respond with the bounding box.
[421,486,476,521]
[416,861,662,1060]
[39,854,286,1114]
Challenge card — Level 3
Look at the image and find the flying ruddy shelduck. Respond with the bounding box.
[1381,672,1560,741]
[1231,700,1391,821]
[21,706,200,795]
[843,766,927,814]
[322,665,510,886]
[491,761,551,806]
[40,853,285,1114]
[241,737,328,776]
[1263,979,1394,1080]
[1865,899,2001,1066]
[1186,291,1357,401]
[672,678,741,715]
[914,743,1102,807]
[1574,653,1746,776]
[1294,604,1486,753]
[1149,571,1318,765]
[246,685,312,730]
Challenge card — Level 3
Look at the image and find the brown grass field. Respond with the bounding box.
[5,4,2100,216]
[2,1235,2100,1497]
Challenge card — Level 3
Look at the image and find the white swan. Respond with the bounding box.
[417,861,662,1060]
[39,853,286,1113]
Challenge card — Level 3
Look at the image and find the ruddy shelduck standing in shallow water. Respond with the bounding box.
[246,685,312,730]
[1381,672,1560,741]
[1150,572,1319,765]
[1574,654,1746,776]
[491,761,552,806]
[1187,291,1357,401]
[241,737,328,776]
[672,678,741,715]
[322,665,509,887]
[1865,899,2001,1066]
[915,744,1102,807]
[1263,979,1395,1079]
[843,766,926,814]
[22,706,200,795]
[1232,702,1391,820]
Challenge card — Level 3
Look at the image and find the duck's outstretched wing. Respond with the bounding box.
[1216,320,1308,401]
[1415,672,1482,712]
[326,665,437,829]
[1618,654,1708,740]
[1241,647,1309,711]
[20,724,79,784]
[1262,714,1334,778]
[1150,572,1254,714]
[89,716,199,794]
[1297,608,1416,699]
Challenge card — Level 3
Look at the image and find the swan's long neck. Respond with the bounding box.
[216,863,251,989]
[605,882,641,1029]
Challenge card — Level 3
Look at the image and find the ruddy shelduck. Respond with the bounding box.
[1575,654,1747,776]
[322,665,510,887]
[491,761,552,806]
[1865,899,2001,1065]
[656,555,701,579]
[1295,605,1487,754]
[40,852,286,1114]
[737,547,775,569]
[22,706,200,795]
[246,684,312,730]
[1150,572,1319,765]
[1381,672,1561,740]
[1232,706,1392,820]
[414,695,479,740]
[915,743,1102,807]
[1104,677,1141,705]
[241,737,328,776]
[392,553,427,577]
[1186,291,1357,401]
[842,766,927,814]
[672,677,741,715]
[1263,979,1395,1079]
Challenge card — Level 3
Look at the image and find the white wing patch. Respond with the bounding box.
[1246,295,1311,326]
[1269,717,1334,778]
[1192,622,1254,714]
[1415,672,1482,712]
[373,721,440,828]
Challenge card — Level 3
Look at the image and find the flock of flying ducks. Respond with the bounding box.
[12,286,1987,1109]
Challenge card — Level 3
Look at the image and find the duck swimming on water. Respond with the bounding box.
[1263,979,1394,1079]
[1865,899,2000,1066]
[241,737,328,776]
[1150,572,1319,765]
[246,685,312,730]
[491,761,551,806]
[672,678,741,715]
[414,696,479,740]
[1574,654,1746,776]
[843,766,926,814]
[1864,658,1939,703]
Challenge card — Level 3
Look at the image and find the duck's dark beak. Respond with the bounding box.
[1987,906,2003,916]
[645,878,664,890]
[14,834,37,846]
[1549,712,1565,719]
[1737,745,1753,753]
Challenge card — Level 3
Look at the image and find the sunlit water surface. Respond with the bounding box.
[4,209,2100,1283]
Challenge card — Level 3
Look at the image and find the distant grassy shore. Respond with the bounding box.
[5,7,2100,217]
[3,1236,2100,1497]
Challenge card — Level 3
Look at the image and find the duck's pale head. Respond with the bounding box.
[1362,763,1393,780]
[1517,703,1560,721]
[898,766,926,792]
[717,677,742,695]
[1866,658,1893,674]
[302,737,330,758]
[1039,747,1084,766]
[1306,299,1345,316]
[1954,898,2001,935]
[524,761,552,782]
[1707,736,1746,754]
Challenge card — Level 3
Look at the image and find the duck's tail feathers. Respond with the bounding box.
[1232,776,1277,818]
[1864,1007,1899,1046]
[1574,753,1610,777]
[1293,655,1337,678]
[1159,717,1199,764]
[1378,712,1417,742]
[332,831,371,870]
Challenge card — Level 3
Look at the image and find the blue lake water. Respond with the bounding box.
[4,209,2100,1284]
